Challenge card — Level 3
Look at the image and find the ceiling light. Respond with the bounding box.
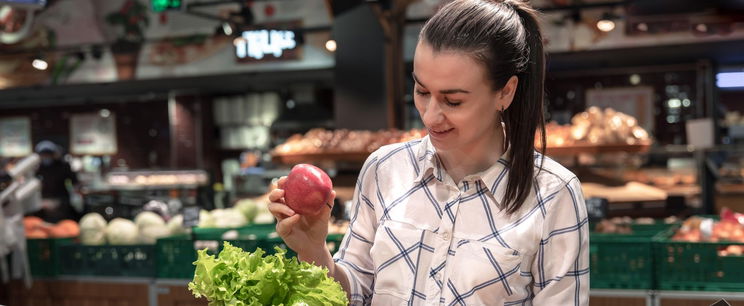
[325,39,337,52]
[597,19,615,32]
[32,56,47,70]
[597,12,617,32]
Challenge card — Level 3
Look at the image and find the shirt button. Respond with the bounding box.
[442,232,451,241]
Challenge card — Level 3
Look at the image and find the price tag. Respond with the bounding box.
[183,206,200,228]
[585,197,608,222]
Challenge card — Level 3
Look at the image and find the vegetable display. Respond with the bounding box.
[189,242,348,306]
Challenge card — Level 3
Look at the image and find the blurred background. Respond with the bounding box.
[0,0,743,305]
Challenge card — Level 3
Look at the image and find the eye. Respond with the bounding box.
[415,89,430,96]
[445,98,461,107]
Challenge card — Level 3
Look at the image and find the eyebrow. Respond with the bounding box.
[412,72,471,94]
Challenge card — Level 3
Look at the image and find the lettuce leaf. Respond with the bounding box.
[189,242,348,306]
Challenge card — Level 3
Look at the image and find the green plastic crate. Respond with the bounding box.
[654,227,744,291]
[25,238,73,277]
[156,224,345,279]
[590,223,675,289]
[57,243,156,277]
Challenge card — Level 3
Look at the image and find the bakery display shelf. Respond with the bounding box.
[272,144,652,165]
[271,151,371,164]
[545,144,651,156]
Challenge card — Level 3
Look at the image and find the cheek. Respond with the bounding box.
[413,97,426,116]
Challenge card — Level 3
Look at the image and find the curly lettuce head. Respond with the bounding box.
[189,242,348,306]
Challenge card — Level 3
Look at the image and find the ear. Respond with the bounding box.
[498,75,519,110]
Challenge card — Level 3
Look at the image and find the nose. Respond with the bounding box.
[421,97,444,127]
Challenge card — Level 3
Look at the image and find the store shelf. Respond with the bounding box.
[655,290,744,306]
[272,144,652,164]
[717,183,744,195]
[590,289,652,306]
[582,182,668,203]
[272,151,371,164]
[661,185,701,197]
[545,144,651,156]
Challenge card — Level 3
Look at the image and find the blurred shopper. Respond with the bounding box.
[33,140,80,223]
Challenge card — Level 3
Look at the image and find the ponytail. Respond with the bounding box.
[501,0,546,214]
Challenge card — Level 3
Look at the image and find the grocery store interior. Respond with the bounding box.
[1,0,744,305]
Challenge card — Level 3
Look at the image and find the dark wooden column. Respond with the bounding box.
[371,0,418,129]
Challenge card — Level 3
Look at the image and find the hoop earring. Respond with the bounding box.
[500,106,507,152]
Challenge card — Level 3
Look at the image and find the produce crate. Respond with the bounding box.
[156,224,346,279]
[57,243,156,277]
[590,223,675,289]
[25,238,73,277]
[654,227,744,291]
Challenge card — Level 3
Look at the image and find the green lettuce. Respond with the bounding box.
[188,242,348,306]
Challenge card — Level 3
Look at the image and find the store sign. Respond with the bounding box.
[585,197,609,222]
[106,170,209,187]
[70,113,117,155]
[183,206,200,228]
[235,29,298,60]
[234,21,302,63]
[0,117,32,157]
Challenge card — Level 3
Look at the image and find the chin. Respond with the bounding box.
[429,137,457,152]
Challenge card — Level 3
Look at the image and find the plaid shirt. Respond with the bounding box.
[333,135,589,306]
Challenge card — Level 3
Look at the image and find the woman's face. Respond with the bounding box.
[413,41,515,152]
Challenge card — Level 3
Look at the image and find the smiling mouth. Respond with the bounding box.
[429,127,454,135]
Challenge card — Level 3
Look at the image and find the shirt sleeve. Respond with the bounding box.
[333,152,380,305]
[532,177,589,306]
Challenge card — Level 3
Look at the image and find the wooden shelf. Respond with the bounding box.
[272,144,652,165]
[271,151,371,164]
[545,144,651,156]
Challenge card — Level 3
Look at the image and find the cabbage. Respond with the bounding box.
[198,210,215,228]
[134,211,165,230]
[253,210,275,224]
[252,201,275,224]
[80,213,107,245]
[209,208,247,228]
[167,214,190,235]
[139,224,170,244]
[189,242,348,306]
[235,198,259,223]
[105,218,139,245]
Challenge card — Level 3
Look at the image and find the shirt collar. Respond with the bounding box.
[474,150,511,206]
[414,135,442,184]
[413,135,512,205]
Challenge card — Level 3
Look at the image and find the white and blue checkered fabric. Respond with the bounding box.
[333,135,589,306]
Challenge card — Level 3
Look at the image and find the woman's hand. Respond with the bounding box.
[268,176,336,259]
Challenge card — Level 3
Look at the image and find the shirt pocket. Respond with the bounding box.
[369,219,425,301]
[443,240,522,305]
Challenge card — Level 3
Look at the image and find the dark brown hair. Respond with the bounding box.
[420,0,546,214]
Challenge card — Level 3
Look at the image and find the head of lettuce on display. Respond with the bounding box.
[189,242,348,306]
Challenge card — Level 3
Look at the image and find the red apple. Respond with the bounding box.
[283,164,333,216]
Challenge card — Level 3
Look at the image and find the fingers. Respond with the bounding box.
[276,214,301,237]
[326,190,337,210]
[268,188,285,203]
[276,176,287,189]
[268,201,295,221]
[305,190,337,224]
[330,190,336,204]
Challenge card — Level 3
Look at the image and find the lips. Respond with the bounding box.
[428,127,454,136]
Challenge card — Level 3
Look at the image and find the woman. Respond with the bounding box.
[269,0,589,305]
